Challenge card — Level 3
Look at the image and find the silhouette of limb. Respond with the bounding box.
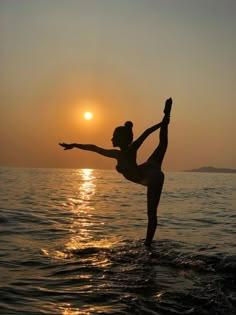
[147,119,168,167]
[144,174,164,247]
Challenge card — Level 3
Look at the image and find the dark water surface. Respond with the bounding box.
[0,168,235,314]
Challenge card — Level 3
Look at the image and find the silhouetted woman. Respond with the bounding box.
[59,98,172,246]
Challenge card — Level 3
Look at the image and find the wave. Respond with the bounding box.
[1,238,235,314]
[38,239,236,315]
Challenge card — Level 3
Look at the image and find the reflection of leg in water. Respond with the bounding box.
[144,173,164,247]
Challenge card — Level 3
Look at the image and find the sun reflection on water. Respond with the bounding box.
[66,169,96,249]
[60,304,116,315]
[77,168,96,202]
[61,305,80,315]
[65,169,116,251]
[42,169,119,315]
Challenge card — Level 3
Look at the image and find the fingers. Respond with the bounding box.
[59,143,69,149]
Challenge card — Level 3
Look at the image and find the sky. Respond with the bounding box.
[0,0,235,171]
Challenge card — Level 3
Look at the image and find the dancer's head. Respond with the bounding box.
[112,121,133,148]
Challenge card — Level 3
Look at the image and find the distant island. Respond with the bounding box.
[184,166,236,174]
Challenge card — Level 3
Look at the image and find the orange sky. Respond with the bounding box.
[0,0,235,171]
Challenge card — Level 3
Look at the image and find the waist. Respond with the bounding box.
[116,165,141,182]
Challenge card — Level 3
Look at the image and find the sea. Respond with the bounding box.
[0,167,235,315]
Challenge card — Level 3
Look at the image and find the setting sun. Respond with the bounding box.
[84,112,93,120]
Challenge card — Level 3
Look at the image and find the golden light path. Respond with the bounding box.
[43,169,118,315]
[67,169,115,250]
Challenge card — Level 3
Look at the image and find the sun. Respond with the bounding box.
[84,111,93,120]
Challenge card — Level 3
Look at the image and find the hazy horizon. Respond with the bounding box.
[1,165,236,174]
[1,0,235,171]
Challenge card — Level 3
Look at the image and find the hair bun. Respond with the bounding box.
[124,121,133,129]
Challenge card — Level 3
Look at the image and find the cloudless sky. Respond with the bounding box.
[0,0,235,171]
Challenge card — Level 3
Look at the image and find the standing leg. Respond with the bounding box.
[144,120,168,246]
[144,99,171,246]
[144,173,164,247]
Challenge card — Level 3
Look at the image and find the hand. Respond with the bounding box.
[59,143,74,150]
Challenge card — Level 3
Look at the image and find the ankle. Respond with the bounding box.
[144,240,152,247]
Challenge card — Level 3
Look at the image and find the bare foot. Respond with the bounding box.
[164,98,172,116]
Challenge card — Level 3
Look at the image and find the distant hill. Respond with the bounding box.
[184,166,236,173]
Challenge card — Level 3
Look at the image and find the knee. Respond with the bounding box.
[158,172,165,187]
[149,171,164,186]
[160,171,165,183]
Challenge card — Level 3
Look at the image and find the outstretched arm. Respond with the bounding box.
[59,143,119,159]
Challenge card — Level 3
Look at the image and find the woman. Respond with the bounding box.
[59,98,172,246]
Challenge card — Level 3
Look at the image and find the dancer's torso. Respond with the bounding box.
[116,148,163,186]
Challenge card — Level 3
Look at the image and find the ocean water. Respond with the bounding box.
[0,167,235,315]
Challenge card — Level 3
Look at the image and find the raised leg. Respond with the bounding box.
[147,119,169,167]
[147,98,171,166]
[144,173,164,247]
